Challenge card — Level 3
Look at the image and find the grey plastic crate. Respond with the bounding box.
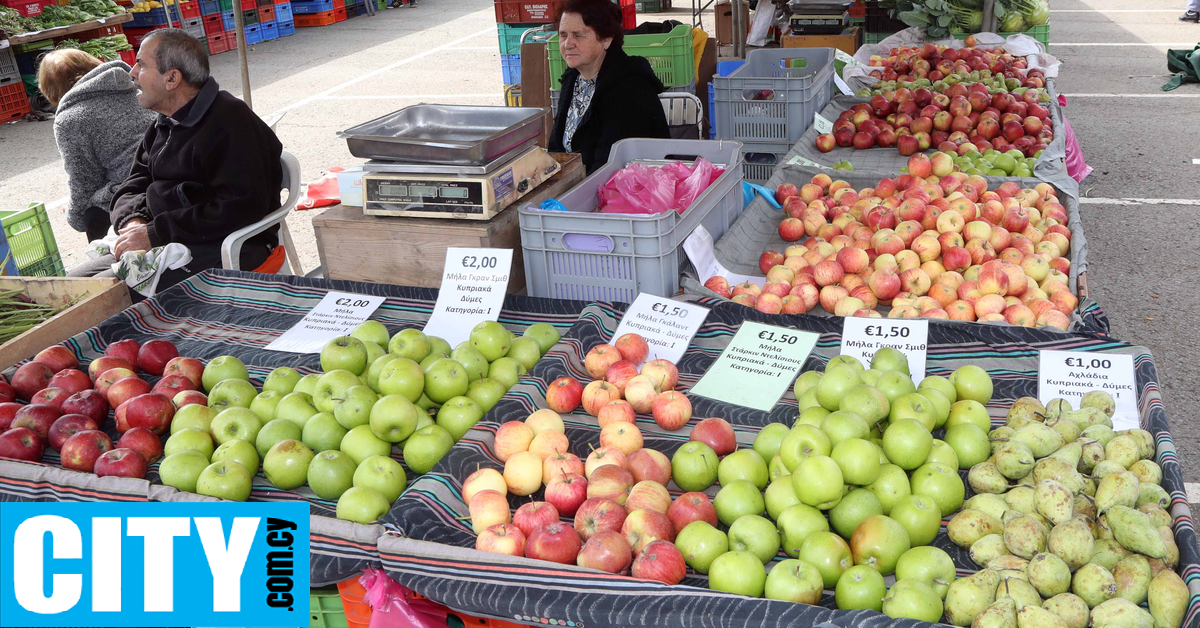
[550,81,696,119]
[183,17,206,38]
[739,141,791,185]
[713,47,835,144]
[0,46,19,87]
[519,138,745,302]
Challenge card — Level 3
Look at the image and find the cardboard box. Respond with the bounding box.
[780,26,861,56]
[0,278,131,371]
[715,2,749,45]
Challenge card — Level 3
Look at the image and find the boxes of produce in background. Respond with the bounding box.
[712,48,835,145]
[53,34,134,62]
[0,277,130,370]
[1,0,54,17]
[548,22,693,90]
[493,0,562,24]
[0,204,63,278]
[0,82,32,122]
[277,17,292,35]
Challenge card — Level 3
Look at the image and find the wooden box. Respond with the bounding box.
[780,26,861,56]
[0,277,131,370]
[715,1,749,45]
[314,154,585,293]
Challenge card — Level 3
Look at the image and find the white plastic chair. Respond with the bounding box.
[659,92,704,139]
[221,150,303,275]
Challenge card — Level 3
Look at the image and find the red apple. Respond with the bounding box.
[689,417,737,456]
[626,448,671,486]
[513,501,561,538]
[605,360,639,393]
[94,368,136,397]
[0,427,44,461]
[476,523,526,556]
[60,390,110,425]
[115,393,175,434]
[0,382,13,404]
[87,356,134,381]
[545,377,584,414]
[172,390,208,409]
[622,509,675,555]
[116,426,163,463]
[545,472,589,516]
[152,375,197,399]
[34,346,79,373]
[587,464,634,505]
[11,403,61,440]
[48,414,100,451]
[136,340,179,376]
[774,184,799,205]
[106,377,152,409]
[525,522,583,564]
[48,369,91,396]
[667,492,719,534]
[574,497,627,541]
[584,345,623,380]
[11,361,55,401]
[60,429,113,473]
[104,339,140,365]
[704,276,732,298]
[576,529,633,574]
[615,333,650,364]
[639,359,678,392]
[31,387,70,410]
[93,447,148,479]
[162,357,204,387]
[650,391,692,431]
[631,540,687,585]
[759,250,785,274]
[0,402,21,431]
[815,133,836,153]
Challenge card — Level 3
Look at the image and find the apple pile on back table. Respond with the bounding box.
[857,42,1051,100]
[704,173,1076,329]
[0,319,563,525]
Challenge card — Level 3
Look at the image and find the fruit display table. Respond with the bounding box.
[0,277,131,371]
[377,298,1197,628]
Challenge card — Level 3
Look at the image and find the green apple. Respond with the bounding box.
[764,558,824,603]
[201,355,249,392]
[275,391,319,429]
[779,424,831,472]
[333,385,379,430]
[942,424,989,469]
[796,387,821,412]
[302,412,348,453]
[926,439,958,468]
[468,321,511,362]
[882,419,933,471]
[889,393,938,431]
[450,345,490,381]
[353,454,407,503]
[377,358,424,402]
[415,412,434,431]
[831,438,881,486]
[249,390,283,423]
[415,394,437,414]
[505,336,542,371]
[211,438,259,474]
[208,378,258,411]
[799,531,853,587]
[792,455,843,510]
[427,336,451,358]
[793,371,823,398]
[159,450,211,492]
[881,579,942,622]
[674,521,728,574]
[889,494,942,547]
[351,320,390,350]
[828,355,864,373]
[874,371,917,405]
[366,354,400,392]
[718,449,769,489]
[866,463,911,515]
[196,460,253,501]
[402,424,454,474]
[164,427,215,459]
[815,365,862,411]
[210,407,263,446]
[436,396,484,441]
[707,550,767,597]
[423,358,469,404]
[914,387,951,428]
[728,514,780,563]
[363,340,386,366]
[820,410,870,447]
[945,399,991,432]
[369,394,419,443]
[487,357,525,389]
[262,367,303,395]
[835,564,887,611]
[262,439,314,490]
[671,441,718,492]
[768,455,789,482]
[419,352,449,372]
[321,336,369,375]
[307,449,356,500]
[830,488,883,539]
[776,503,830,558]
[949,364,993,404]
[895,545,956,598]
[170,404,217,435]
[713,479,765,526]
[522,323,560,354]
[765,475,800,521]
[336,486,390,524]
[314,370,363,413]
[860,369,883,388]
[753,423,789,462]
[256,418,303,458]
[388,328,431,362]
[908,461,965,517]
[794,406,829,427]
[465,378,506,412]
[870,347,910,375]
[839,384,890,425]
[294,373,321,396]
[339,425,392,466]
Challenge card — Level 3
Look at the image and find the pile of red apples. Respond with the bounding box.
[864,42,1047,89]
[703,172,1077,329]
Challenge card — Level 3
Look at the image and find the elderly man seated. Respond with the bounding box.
[68,28,285,293]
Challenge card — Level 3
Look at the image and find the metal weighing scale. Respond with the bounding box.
[787,0,850,34]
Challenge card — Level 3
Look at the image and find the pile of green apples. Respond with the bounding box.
[686,350,993,605]
[937,393,1189,628]
[157,319,561,525]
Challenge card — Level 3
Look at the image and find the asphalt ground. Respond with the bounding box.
[0,0,1196,516]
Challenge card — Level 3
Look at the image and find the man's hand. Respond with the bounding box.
[114,223,151,258]
[119,218,148,233]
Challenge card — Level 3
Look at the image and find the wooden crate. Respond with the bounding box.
[314,154,584,293]
[780,26,861,56]
[0,277,131,370]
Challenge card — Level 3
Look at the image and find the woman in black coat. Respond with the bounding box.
[548,0,670,174]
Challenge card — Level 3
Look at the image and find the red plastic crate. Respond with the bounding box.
[333,5,345,20]
[257,3,274,21]
[2,0,53,16]
[120,49,136,66]
[294,9,335,25]
[273,0,288,3]
[0,82,31,122]
[208,31,229,53]
[331,0,343,7]
[202,12,223,34]
[178,0,200,16]
[124,26,160,48]
[493,0,561,24]
[241,0,255,8]
[621,1,634,28]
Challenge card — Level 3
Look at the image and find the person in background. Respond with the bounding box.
[67,29,284,292]
[362,0,376,16]
[548,0,669,173]
[1183,0,1198,21]
[38,49,156,242]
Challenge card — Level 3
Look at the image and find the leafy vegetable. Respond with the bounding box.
[994,0,1049,30]
[0,0,124,36]
[896,0,984,38]
[57,34,132,61]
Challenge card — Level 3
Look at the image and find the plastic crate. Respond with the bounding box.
[244,22,262,44]
[953,22,1050,47]
[291,0,332,12]
[620,0,635,29]
[310,586,352,628]
[294,8,335,24]
[354,2,367,15]
[713,47,835,144]
[199,0,219,13]
[224,28,235,44]
[549,23,693,90]
[1,204,64,277]
[635,0,670,12]
[519,138,745,301]
[274,1,292,20]
[120,49,136,65]
[862,31,889,44]
[336,579,371,628]
[242,8,259,23]
[333,5,346,20]
[0,47,18,86]
[220,9,234,29]
[202,12,224,33]
[123,26,158,47]
[208,30,229,53]
[182,16,205,37]
[493,0,561,24]
[128,7,169,26]
[257,3,275,21]
[276,0,291,4]
[497,22,547,55]
[708,59,745,138]
[2,0,52,17]
[197,35,209,55]
[501,54,521,85]
[260,19,278,38]
[179,0,201,17]
[0,82,31,122]
[277,18,294,35]
[864,0,905,33]
[345,1,358,17]
[738,141,789,185]
[77,23,124,41]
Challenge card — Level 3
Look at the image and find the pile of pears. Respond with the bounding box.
[928,392,1190,628]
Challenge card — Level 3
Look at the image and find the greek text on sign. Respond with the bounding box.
[1038,350,1139,431]
[423,247,513,347]
[812,113,834,134]
[690,321,818,412]
[840,318,928,384]
[611,293,710,366]
[266,291,387,353]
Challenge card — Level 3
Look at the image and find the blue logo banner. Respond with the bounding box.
[0,501,310,627]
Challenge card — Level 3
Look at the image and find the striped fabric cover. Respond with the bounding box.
[0,270,589,585]
[382,299,1199,628]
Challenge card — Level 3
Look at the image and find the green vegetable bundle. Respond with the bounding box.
[994,0,1049,32]
[896,0,985,38]
[1,0,125,36]
[57,34,132,61]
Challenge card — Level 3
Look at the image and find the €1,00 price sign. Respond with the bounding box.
[1038,350,1139,431]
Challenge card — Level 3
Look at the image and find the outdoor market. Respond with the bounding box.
[0,0,1198,627]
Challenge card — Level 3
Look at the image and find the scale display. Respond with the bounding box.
[364,178,486,214]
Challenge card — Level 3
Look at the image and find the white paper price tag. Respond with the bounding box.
[423,247,513,347]
[266,292,387,353]
[834,73,854,96]
[683,225,765,289]
[690,322,819,412]
[611,293,710,366]
[840,318,929,384]
[812,113,834,134]
[787,155,826,169]
[834,49,860,67]
[1038,350,1139,431]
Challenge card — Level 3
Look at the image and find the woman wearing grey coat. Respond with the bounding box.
[38,50,156,241]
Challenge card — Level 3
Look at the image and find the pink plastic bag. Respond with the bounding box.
[1058,95,1092,183]
[360,569,446,628]
[597,163,676,214]
[675,158,715,211]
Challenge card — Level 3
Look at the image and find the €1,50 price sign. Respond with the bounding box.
[689,321,819,412]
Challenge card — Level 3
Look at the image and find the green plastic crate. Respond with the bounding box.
[862,31,895,44]
[498,22,548,55]
[953,22,1049,48]
[0,204,64,277]
[310,586,349,628]
[549,23,693,89]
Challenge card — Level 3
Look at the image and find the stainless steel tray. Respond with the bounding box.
[338,105,549,166]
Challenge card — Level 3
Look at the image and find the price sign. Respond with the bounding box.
[1038,350,1139,430]
[834,73,854,96]
[787,155,827,169]
[840,318,929,384]
[266,291,388,353]
[812,113,834,134]
[834,49,861,67]
[611,294,710,366]
[690,321,819,412]
[423,247,514,347]
[683,225,765,289]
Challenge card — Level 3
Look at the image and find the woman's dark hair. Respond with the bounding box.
[557,0,624,50]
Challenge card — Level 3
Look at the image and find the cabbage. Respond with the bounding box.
[1001,12,1025,32]
[1024,0,1050,25]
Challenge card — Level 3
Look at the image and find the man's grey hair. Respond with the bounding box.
[142,28,210,88]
